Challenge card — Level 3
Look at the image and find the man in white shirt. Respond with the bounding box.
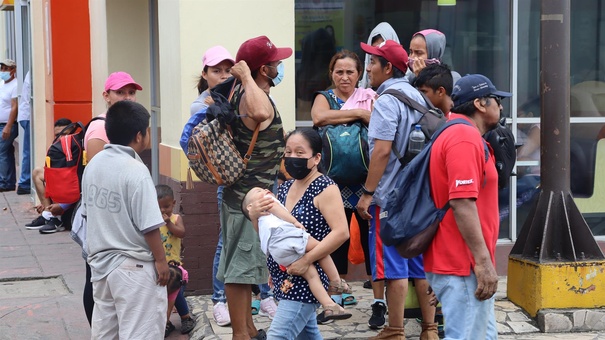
[0,59,19,192]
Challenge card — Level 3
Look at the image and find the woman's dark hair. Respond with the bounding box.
[376,55,405,78]
[285,128,325,173]
[328,49,363,83]
[296,28,336,101]
[105,100,150,146]
[167,263,183,294]
[196,66,209,94]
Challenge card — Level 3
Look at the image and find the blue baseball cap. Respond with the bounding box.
[451,74,512,107]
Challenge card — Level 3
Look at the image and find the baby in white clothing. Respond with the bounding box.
[242,187,352,321]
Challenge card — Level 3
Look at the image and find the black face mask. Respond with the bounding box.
[284,156,313,180]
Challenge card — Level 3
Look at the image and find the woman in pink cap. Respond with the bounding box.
[85,71,142,159]
[187,46,240,328]
[81,71,142,326]
[190,45,235,116]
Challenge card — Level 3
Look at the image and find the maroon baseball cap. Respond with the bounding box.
[360,40,409,74]
[236,36,292,72]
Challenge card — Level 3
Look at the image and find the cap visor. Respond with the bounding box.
[493,90,512,98]
[360,42,380,55]
[271,47,293,62]
[205,57,235,68]
[109,81,143,91]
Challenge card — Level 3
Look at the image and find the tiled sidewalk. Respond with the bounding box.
[186,278,543,339]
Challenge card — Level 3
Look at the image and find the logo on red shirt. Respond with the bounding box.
[455,179,474,187]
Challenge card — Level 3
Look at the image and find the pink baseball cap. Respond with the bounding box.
[202,46,235,69]
[104,72,143,92]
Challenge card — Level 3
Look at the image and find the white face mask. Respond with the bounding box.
[266,63,284,87]
[0,71,11,82]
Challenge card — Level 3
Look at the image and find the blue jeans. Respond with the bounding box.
[426,272,497,340]
[18,120,30,189]
[212,186,272,303]
[212,186,226,303]
[267,300,322,340]
[174,285,190,316]
[0,123,18,189]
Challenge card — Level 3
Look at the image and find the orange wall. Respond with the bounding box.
[45,0,92,124]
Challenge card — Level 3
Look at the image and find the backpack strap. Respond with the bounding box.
[314,90,342,110]
[382,89,441,117]
[244,125,261,165]
[54,122,86,144]
[229,81,260,164]
[382,89,444,166]
[84,116,105,132]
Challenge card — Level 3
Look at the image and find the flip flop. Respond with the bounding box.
[342,293,357,306]
[251,299,260,315]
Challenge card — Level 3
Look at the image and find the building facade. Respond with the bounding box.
[2,0,604,293]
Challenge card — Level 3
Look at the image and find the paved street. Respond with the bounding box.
[1,189,604,339]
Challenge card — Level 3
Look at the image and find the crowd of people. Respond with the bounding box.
[9,20,511,340]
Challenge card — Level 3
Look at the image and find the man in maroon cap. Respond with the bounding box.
[355,40,438,339]
[216,36,291,340]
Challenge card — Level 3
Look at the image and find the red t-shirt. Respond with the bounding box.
[424,114,499,276]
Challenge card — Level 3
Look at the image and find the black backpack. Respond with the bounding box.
[483,118,517,188]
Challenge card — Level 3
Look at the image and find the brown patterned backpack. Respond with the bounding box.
[186,78,259,187]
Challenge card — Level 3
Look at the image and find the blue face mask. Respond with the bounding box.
[0,72,11,82]
[268,63,284,87]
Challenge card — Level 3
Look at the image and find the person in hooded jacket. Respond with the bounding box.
[406,29,461,85]
[359,22,400,89]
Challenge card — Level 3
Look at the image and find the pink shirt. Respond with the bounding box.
[167,265,189,302]
[84,113,108,151]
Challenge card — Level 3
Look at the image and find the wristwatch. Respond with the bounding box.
[361,185,375,196]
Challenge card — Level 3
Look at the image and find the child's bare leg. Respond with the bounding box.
[306,237,340,284]
[301,264,338,309]
[166,298,176,323]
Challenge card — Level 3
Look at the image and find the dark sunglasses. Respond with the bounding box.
[487,95,502,106]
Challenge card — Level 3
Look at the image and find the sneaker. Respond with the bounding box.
[213,302,231,327]
[316,310,335,325]
[259,296,277,319]
[25,216,47,229]
[165,321,175,338]
[38,218,65,234]
[16,187,30,195]
[251,329,266,340]
[363,280,372,289]
[180,316,196,334]
[368,301,387,329]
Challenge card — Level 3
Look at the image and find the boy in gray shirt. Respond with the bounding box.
[82,100,169,339]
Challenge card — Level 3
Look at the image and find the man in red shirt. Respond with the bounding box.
[425,74,511,339]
